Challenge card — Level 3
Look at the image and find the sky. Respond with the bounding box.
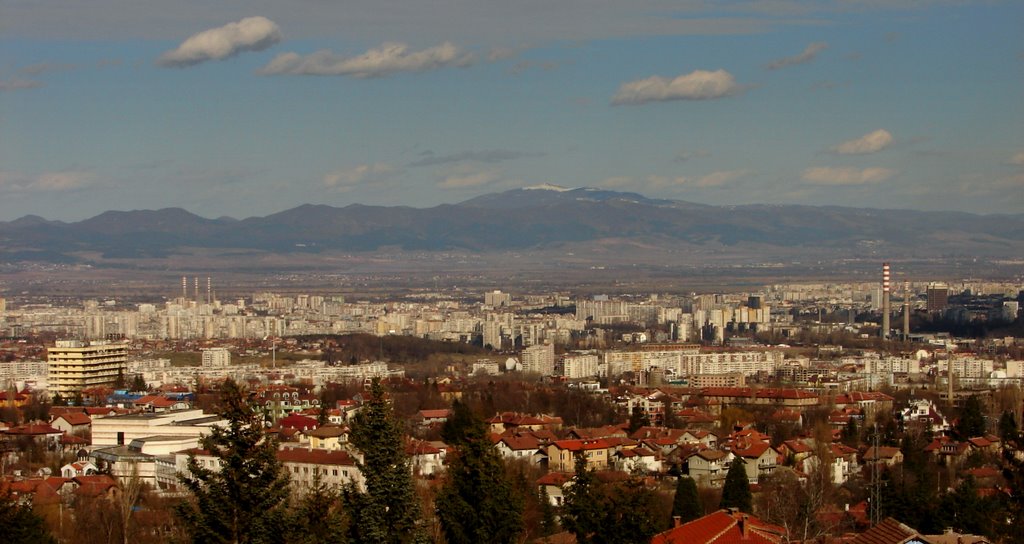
[1,0,1022,221]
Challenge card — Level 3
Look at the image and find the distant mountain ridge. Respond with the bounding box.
[1,186,1022,262]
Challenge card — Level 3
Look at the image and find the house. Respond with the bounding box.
[277,447,363,492]
[4,423,64,449]
[546,439,610,472]
[407,438,446,477]
[487,412,563,434]
[536,472,572,507]
[681,430,718,449]
[834,391,894,421]
[651,508,787,544]
[304,424,348,451]
[51,412,92,436]
[60,460,98,478]
[612,446,661,473]
[493,432,544,462]
[863,446,904,467]
[900,399,950,433]
[687,449,732,487]
[732,442,779,484]
[414,408,451,427]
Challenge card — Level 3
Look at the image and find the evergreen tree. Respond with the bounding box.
[177,379,292,544]
[344,379,428,544]
[561,455,662,544]
[627,406,650,434]
[0,488,57,544]
[114,367,126,389]
[720,457,752,513]
[956,395,986,439]
[671,476,702,524]
[538,488,558,537]
[289,473,348,544]
[52,393,66,406]
[131,374,147,392]
[436,401,524,544]
[999,411,1018,443]
[561,455,604,543]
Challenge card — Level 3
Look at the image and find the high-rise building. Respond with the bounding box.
[484,290,512,308]
[48,340,128,396]
[521,343,555,376]
[201,347,231,368]
[927,283,949,313]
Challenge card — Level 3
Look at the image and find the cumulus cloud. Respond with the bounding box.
[408,149,543,167]
[157,16,282,67]
[259,42,473,78]
[831,129,894,155]
[801,166,896,185]
[611,69,741,105]
[766,42,827,70]
[1009,150,1024,165]
[438,169,500,189]
[0,170,93,192]
[323,163,399,191]
[0,77,44,91]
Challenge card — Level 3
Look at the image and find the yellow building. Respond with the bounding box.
[47,340,128,396]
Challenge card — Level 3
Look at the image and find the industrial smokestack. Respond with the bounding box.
[903,281,911,338]
[207,277,212,305]
[194,277,199,303]
[881,263,890,339]
[181,276,187,300]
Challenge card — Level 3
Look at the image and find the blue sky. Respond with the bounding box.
[1,1,1022,220]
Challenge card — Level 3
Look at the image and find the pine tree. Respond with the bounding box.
[289,472,348,544]
[720,457,752,513]
[671,476,702,524]
[344,379,428,544]
[561,455,661,544]
[627,406,650,434]
[561,455,603,543]
[177,379,292,544]
[0,488,57,544]
[956,395,986,439]
[999,411,1018,443]
[436,401,524,544]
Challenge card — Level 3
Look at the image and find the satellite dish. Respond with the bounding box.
[505,357,520,371]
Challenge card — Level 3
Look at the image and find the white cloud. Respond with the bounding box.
[0,170,93,192]
[0,77,43,91]
[438,169,500,189]
[158,16,282,68]
[1009,150,1024,165]
[323,163,398,191]
[766,42,827,70]
[611,69,741,105]
[831,129,894,155]
[260,42,473,78]
[801,166,896,185]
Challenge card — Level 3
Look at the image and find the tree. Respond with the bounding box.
[177,379,292,544]
[436,401,524,544]
[956,395,986,439]
[671,476,702,524]
[0,488,57,544]
[627,405,650,434]
[343,379,428,544]
[289,472,348,544]
[999,411,1018,443]
[131,374,147,392]
[720,457,752,513]
[561,455,663,544]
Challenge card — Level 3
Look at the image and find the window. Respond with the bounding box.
[332,469,338,476]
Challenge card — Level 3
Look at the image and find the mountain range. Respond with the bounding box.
[2,185,1022,265]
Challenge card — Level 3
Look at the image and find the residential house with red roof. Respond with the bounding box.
[651,508,787,544]
[732,442,780,484]
[546,438,611,472]
[687,449,732,487]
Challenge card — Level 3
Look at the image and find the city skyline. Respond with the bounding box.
[2,1,1022,221]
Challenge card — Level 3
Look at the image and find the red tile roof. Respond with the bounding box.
[849,517,921,544]
[277,447,356,466]
[651,509,787,544]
